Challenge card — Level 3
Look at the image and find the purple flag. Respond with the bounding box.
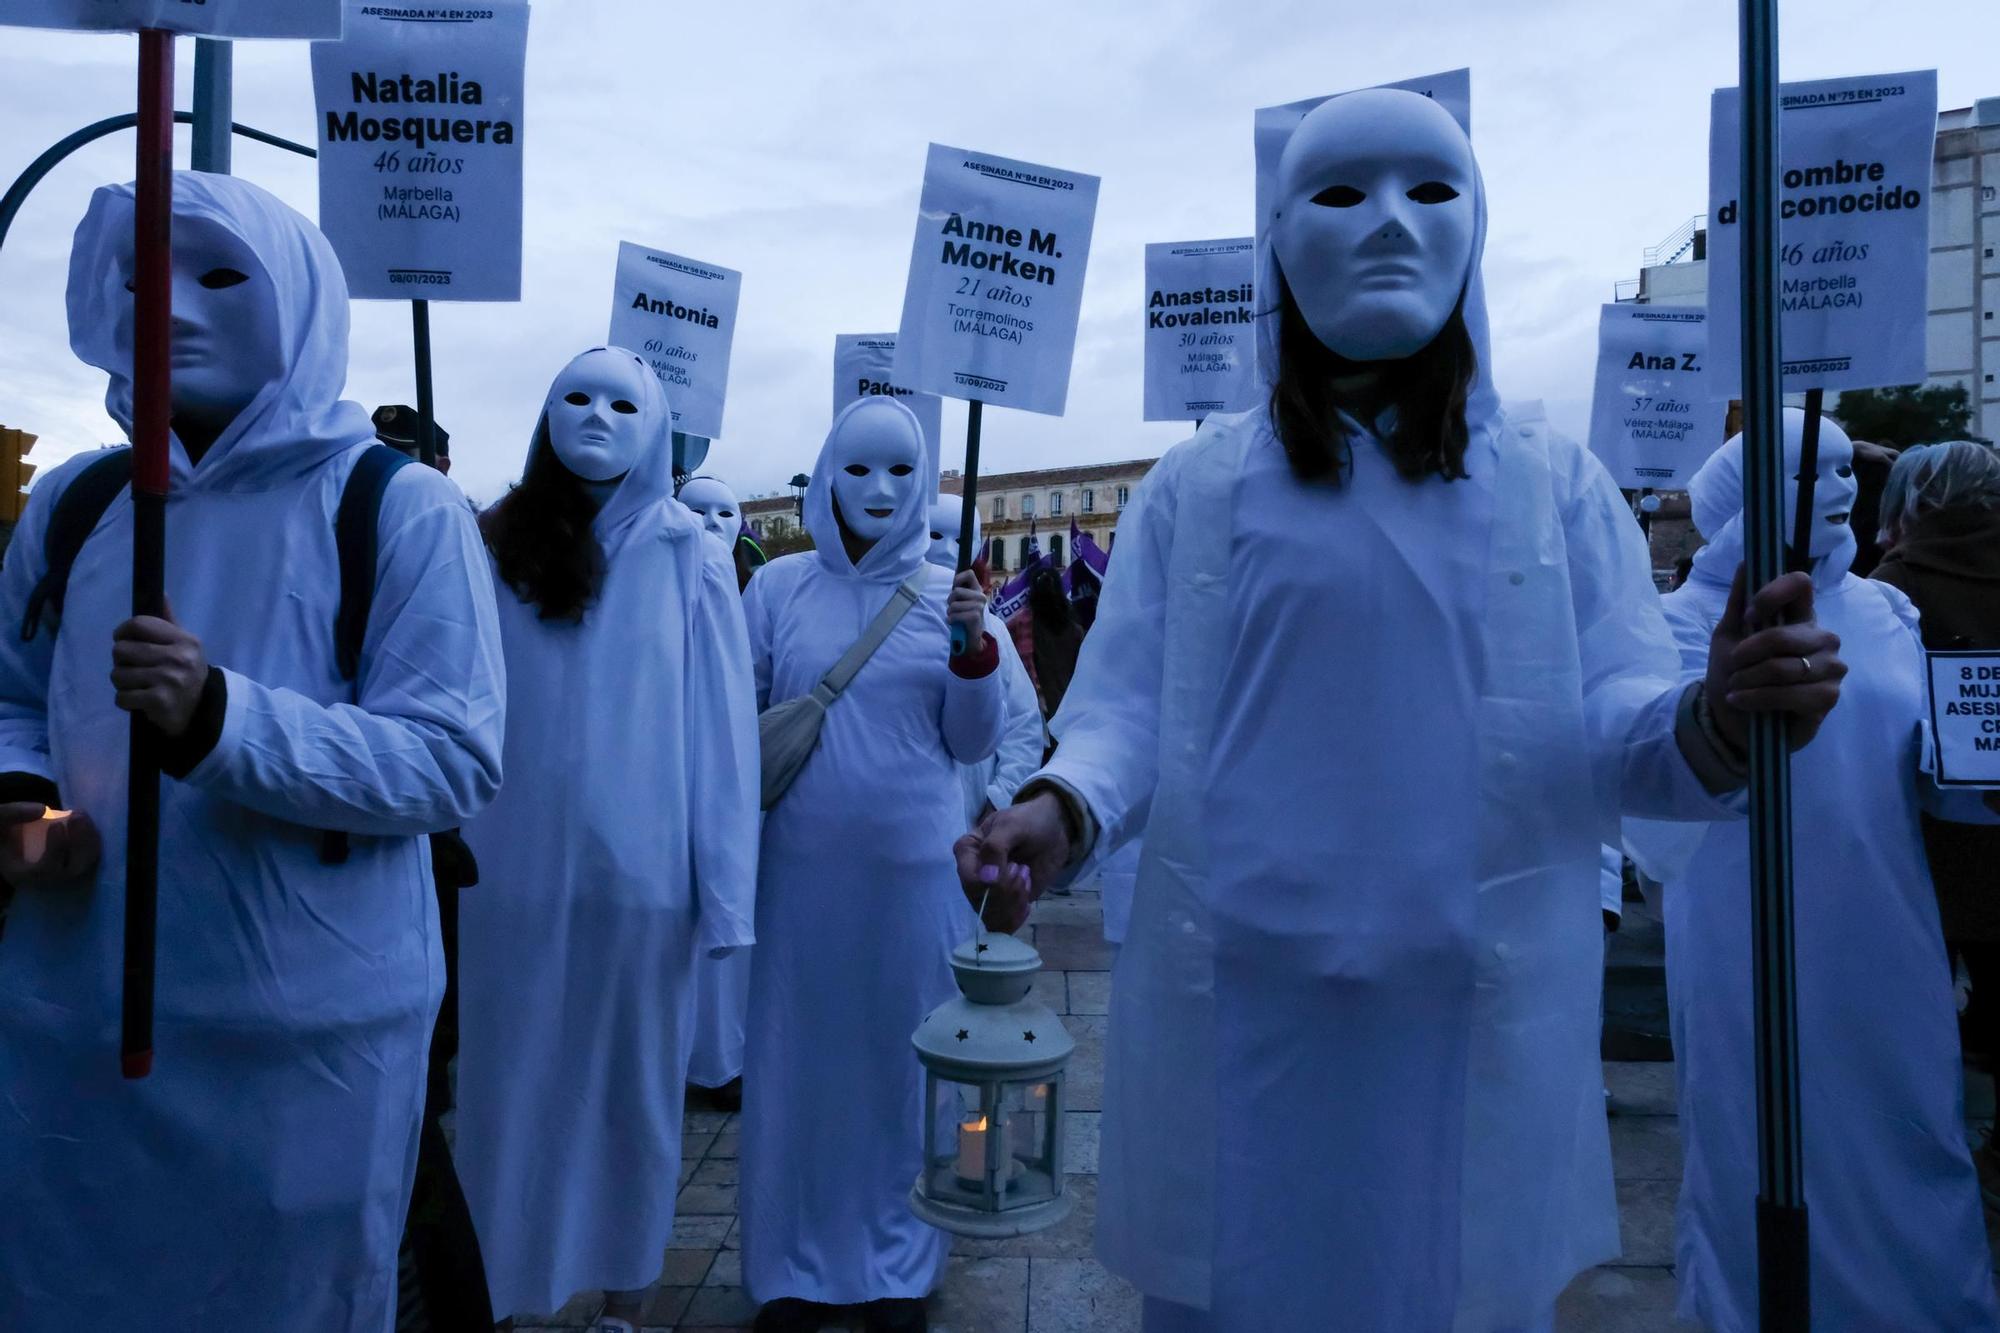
[992,555,1043,621]
[1069,518,1110,578]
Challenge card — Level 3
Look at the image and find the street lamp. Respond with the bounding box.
[910,932,1074,1238]
[789,472,810,522]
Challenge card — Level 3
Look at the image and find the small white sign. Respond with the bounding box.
[1706,70,1937,396]
[0,0,339,35]
[608,241,741,441]
[1254,68,1471,248]
[833,333,942,462]
[1143,238,1256,423]
[1587,304,1729,489]
[311,1,528,302]
[1928,651,2000,788]
[892,143,1100,417]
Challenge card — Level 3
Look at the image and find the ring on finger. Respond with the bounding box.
[1797,655,1813,681]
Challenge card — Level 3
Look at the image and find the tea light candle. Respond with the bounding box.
[956,1114,990,1185]
[18,808,70,863]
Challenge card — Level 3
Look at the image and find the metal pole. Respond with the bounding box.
[950,399,984,657]
[190,39,232,175]
[1787,389,1825,574]
[411,300,438,469]
[123,28,175,1082]
[1737,0,1810,1325]
[1,114,315,260]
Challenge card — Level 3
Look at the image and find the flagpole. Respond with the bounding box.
[122,26,175,1081]
[950,398,984,656]
[1737,0,1810,1324]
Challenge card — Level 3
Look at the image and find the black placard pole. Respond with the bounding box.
[949,399,984,657]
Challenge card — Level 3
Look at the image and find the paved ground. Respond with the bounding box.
[509,883,1995,1332]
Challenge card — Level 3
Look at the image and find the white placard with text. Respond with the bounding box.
[1143,238,1256,422]
[1706,70,1937,395]
[607,241,741,441]
[311,0,530,301]
[1588,304,1729,489]
[893,144,1099,416]
[0,0,339,35]
[1928,652,2000,788]
[833,333,943,461]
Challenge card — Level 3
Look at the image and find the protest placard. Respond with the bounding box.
[608,241,741,440]
[1707,70,1937,394]
[1927,651,2000,787]
[833,333,943,459]
[1588,304,1729,489]
[1254,68,1471,243]
[892,144,1099,416]
[312,1,528,301]
[0,0,338,35]
[1143,238,1256,422]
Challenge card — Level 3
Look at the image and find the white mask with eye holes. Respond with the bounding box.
[116,213,284,436]
[677,476,742,544]
[545,350,652,482]
[1271,88,1477,362]
[926,494,979,568]
[830,407,923,541]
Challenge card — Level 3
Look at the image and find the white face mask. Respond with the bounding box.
[1271,89,1477,362]
[677,477,741,543]
[545,351,652,483]
[1787,418,1859,558]
[830,407,923,541]
[114,214,284,434]
[926,496,975,568]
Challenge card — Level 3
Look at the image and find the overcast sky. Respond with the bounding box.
[3,0,1996,505]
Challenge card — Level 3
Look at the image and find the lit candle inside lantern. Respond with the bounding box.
[956,1114,989,1185]
[18,808,70,864]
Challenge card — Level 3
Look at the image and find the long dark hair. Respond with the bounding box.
[1027,563,1072,630]
[479,417,605,622]
[1267,270,1477,486]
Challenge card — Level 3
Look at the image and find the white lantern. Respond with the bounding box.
[910,932,1074,1236]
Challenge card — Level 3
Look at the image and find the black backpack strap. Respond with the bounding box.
[321,445,415,868]
[333,444,415,683]
[20,447,134,642]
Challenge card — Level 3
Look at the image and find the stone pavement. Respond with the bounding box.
[510,882,1989,1332]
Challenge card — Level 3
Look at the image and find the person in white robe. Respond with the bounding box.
[740,397,1004,1333]
[453,349,758,1331]
[956,89,1845,1332]
[0,171,506,1333]
[926,494,1044,829]
[677,473,759,1097]
[1626,412,2000,1332]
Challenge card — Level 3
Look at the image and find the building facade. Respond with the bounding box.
[742,492,804,542]
[940,458,1157,580]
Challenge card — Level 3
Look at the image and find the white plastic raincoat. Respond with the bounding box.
[739,397,1004,1304]
[1628,439,1999,1333]
[1035,106,1734,1328]
[0,172,505,1333]
[452,349,759,1317]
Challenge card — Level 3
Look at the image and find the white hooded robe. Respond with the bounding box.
[0,173,506,1333]
[1628,451,1999,1333]
[453,351,760,1318]
[1034,112,1737,1329]
[738,398,1004,1304]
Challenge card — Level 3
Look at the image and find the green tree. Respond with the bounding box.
[1832,383,1974,448]
[758,525,815,559]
